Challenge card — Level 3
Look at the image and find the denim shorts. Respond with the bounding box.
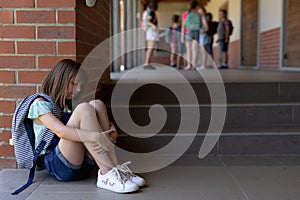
[44,146,96,181]
[219,39,229,52]
[185,30,199,42]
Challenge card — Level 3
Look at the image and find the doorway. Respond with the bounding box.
[283,0,300,68]
[241,0,258,67]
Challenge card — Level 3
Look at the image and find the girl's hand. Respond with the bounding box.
[110,123,118,143]
[103,128,116,144]
[92,129,114,145]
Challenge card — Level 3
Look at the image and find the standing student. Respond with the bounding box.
[16,59,145,193]
[198,7,209,69]
[206,12,218,59]
[181,0,200,70]
[144,2,159,69]
[165,14,186,68]
[217,9,231,69]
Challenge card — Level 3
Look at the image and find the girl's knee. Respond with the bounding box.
[75,102,94,113]
[89,100,106,110]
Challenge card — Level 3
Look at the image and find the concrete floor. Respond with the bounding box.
[1,155,300,200]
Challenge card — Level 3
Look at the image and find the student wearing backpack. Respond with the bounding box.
[12,59,145,194]
[165,14,186,68]
[206,12,218,59]
[144,2,159,69]
[181,0,200,70]
[197,7,210,69]
[217,9,233,69]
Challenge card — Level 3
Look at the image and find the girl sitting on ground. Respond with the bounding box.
[26,59,145,193]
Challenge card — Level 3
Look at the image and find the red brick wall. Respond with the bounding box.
[228,40,240,68]
[0,0,111,169]
[76,0,111,62]
[259,28,281,70]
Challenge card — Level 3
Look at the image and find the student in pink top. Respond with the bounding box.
[181,0,200,70]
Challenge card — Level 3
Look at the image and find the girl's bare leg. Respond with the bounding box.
[185,41,192,69]
[145,40,155,65]
[201,45,207,68]
[191,40,199,69]
[59,102,115,175]
[89,100,118,166]
[170,46,176,66]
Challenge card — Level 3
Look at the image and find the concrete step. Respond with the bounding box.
[103,70,300,105]
[99,82,300,105]
[107,103,300,133]
[97,70,300,155]
[109,103,300,155]
[116,133,300,155]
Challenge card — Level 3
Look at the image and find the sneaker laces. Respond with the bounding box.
[116,161,135,179]
[111,167,128,187]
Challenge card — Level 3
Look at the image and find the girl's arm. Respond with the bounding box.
[181,20,186,43]
[202,18,209,33]
[147,17,156,28]
[38,112,114,143]
[225,23,230,43]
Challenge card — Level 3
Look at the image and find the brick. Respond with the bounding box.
[0,0,34,8]
[0,86,35,98]
[0,158,16,169]
[0,41,14,54]
[0,56,35,68]
[38,26,75,39]
[0,101,15,113]
[57,10,76,24]
[0,144,15,157]
[36,0,75,8]
[259,28,280,69]
[17,41,56,54]
[0,26,35,39]
[0,130,13,142]
[0,10,13,24]
[18,71,49,84]
[0,71,15,84]
[16,10,55,23]
[38,56,76,68]
[58,42,76,54]
[0,116,13,129]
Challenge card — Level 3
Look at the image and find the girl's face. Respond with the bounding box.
[67,77,82,100]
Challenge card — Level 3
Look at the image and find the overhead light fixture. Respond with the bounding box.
[86,0,97,7]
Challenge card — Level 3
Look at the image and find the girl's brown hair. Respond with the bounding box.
[42,59,81,109]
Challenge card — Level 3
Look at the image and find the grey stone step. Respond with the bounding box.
[98,81,300,105]
[107,103,300,133]
[115,133,300,155]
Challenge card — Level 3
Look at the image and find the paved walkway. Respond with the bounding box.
[1,155,300,200]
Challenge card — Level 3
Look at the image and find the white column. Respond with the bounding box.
[112,0,120,72]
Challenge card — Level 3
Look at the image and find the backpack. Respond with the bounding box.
[223,19,234,36]
[208,21,218,36]
[11,93,62,195]
[185,11,201,31]
[141,7,151,31]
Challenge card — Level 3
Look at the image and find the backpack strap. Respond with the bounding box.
[11,140,46,195]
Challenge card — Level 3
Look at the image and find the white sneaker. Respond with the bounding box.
[196,66,205,70]
[97,167,139,193]
[117,161,146,187]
